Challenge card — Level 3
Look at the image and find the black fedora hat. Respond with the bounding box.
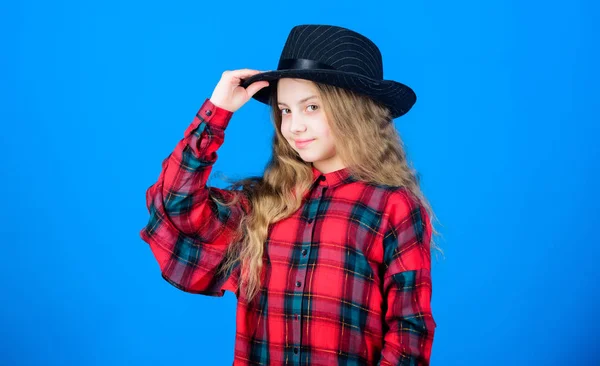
[240,24,417,119]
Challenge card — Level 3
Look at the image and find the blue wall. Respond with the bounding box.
[2,0,598,364]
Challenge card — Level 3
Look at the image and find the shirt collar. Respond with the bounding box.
[311,165,357,189]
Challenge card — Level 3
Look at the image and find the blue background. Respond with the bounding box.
[2,0,598,365]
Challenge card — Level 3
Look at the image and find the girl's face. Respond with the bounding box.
[277,78,345,173]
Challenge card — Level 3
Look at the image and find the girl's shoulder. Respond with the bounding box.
[360,183,425,229]
[360,181,421,210]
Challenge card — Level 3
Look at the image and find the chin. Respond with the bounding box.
[298,156,317,163]
[298,151,323,162]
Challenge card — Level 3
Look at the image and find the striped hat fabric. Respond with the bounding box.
[240,24,417,119]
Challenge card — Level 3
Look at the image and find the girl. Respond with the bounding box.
[140,24,441,365]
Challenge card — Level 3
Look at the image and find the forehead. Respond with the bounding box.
[277,78,319,102]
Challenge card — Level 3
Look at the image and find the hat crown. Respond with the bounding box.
[278,25,384,80]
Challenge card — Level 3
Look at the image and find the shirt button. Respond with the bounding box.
[205,109,212,116]
[319,176,326,181]
[293,347,299,354]
[296,280,301,287]
[301,249,307,256]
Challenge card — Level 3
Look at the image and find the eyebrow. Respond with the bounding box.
[277,95,319,107]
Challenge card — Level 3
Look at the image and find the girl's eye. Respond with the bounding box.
[280,105,318,115]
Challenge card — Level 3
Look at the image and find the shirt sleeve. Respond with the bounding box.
[377,190,437,365]
[139,98,250,297]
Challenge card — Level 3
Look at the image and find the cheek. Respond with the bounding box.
[280,121,290,138]
[315,119,332,140]
[321,129,338,152]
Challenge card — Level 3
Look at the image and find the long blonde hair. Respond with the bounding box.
[214,80,444,303]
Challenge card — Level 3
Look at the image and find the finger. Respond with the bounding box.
[229,69,264,79]
[245,81,270,97]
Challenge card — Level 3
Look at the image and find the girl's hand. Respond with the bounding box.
[209,69,270,112]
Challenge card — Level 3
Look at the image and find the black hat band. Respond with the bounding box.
[277,58,335,71]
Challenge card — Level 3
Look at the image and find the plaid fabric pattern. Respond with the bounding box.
[140,99,436,365]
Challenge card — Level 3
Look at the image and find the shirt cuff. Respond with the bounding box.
[198,98,234,129]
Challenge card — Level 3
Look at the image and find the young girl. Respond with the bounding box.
[140,24,441,365]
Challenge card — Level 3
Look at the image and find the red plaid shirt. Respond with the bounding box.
[140,99,436,365]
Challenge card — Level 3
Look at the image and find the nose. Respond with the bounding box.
[289,114,307,133]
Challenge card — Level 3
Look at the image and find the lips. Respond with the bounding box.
[294,139,315,148]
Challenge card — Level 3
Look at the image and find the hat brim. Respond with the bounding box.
[240,69,416,119]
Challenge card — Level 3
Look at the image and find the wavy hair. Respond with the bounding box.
[214,80,444,303]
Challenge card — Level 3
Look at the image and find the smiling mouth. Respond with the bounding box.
[294,139,315,148]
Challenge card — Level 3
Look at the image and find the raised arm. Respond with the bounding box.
[139,70,270,296]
